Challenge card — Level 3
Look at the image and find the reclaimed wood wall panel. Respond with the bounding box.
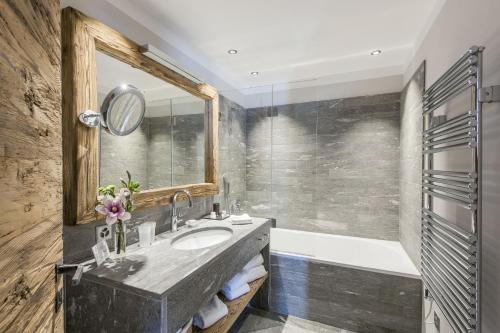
[0,0,63,332]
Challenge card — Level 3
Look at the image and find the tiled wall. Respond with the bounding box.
[99,121,150,188]
[66,92,402,260]
[64,95,246,263]
[246,93,401,240]
[270,253,422,333]
[399,63,425,269]
[147,116,172,188]
[172,113,205,185]
[100,112,205,190]
[216,96,248,211]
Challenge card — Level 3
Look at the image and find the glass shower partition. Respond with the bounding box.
[226,86,273,217]
[270,80,320,231]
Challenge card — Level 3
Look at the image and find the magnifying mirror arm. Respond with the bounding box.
[78,110,101,128]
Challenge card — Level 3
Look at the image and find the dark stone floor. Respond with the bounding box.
[230,307,356,333]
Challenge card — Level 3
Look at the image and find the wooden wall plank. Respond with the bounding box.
[0,0,62,331]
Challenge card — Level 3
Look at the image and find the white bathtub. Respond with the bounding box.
[270,228,420,278]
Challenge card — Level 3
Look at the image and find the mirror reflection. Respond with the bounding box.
[101,84,145,136]
[96,51,205,190]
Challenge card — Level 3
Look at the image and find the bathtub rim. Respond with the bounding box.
[269,228,421,279]
[271,249,421,279]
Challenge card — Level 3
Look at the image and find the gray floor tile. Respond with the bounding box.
[231,307,355,333]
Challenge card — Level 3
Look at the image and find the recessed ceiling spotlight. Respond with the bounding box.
[370,50,382,56]
[228,49,238,54]
[250,71,259,76]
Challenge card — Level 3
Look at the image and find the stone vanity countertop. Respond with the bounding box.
[81,217,270,300]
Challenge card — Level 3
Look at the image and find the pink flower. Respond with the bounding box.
[95,195,131,225]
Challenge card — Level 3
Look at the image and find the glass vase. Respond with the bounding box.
[114,220,127,258]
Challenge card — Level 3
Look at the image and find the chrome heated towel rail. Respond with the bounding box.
[422,46,500,333]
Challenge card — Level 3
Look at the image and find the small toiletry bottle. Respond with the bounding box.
[213,203,221,218]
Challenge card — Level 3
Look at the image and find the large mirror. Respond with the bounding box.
[62,7,219,225]
[96,52,206,190]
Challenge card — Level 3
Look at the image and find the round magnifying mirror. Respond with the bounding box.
[101,84,146,136]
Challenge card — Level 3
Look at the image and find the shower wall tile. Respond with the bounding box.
[246,107,273,217]
[216,95,247,211]
[269,102,319,229]
[172,114,205,185]
[269,253,422,333]
[315,94,401,239]
[99,120,149,188]
[147,116,172,188]
[246,93,401,240]
[399,62,425,269]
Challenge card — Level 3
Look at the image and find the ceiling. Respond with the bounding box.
[106,0,444,89]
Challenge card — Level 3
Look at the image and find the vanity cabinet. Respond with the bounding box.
[65,218,271,333]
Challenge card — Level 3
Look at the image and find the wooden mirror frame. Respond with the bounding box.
[62,7,219,225]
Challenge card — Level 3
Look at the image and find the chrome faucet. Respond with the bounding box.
[171,189,193,232]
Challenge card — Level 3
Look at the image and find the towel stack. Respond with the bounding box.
[221,254,267,301]
[193,295,228,329]
[230,213,253,225]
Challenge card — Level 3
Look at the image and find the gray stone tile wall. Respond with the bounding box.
[172,113,205,186]
[245,106,273,217]
[269,253,422,333]
[216,95,248,212]
[100,105,206,191]
[65,277,163,333]
[246,93,401,240]
[99,120,149,188]
[399,62,425,269]
[147,116,172,188]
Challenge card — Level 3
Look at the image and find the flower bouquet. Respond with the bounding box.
[95,171,140,258]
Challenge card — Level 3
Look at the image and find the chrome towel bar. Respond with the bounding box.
[422,209,477,243]
[420,45,499,333]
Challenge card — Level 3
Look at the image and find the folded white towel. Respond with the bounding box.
[223,271,247,292]
[222,283,250,301]
[243,254,264,271]
[230,213,253,225]
[244,264,267,283]
[193,296,228,329]
[175,318,193,333]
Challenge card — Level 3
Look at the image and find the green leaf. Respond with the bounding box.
[97,184,116,196]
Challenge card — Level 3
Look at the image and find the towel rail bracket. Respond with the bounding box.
[479,85,500,103]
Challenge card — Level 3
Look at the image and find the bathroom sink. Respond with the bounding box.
[171,227,233,250]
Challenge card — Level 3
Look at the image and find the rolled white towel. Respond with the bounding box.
[223,271,247,292]
[230,213,253,225]
[222,283,250,301]
[243,254,264,271]
[193,295,228,329]
[244,264,267,283]
[175,318,193,333]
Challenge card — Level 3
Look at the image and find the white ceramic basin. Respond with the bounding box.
[171,227,233,250]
